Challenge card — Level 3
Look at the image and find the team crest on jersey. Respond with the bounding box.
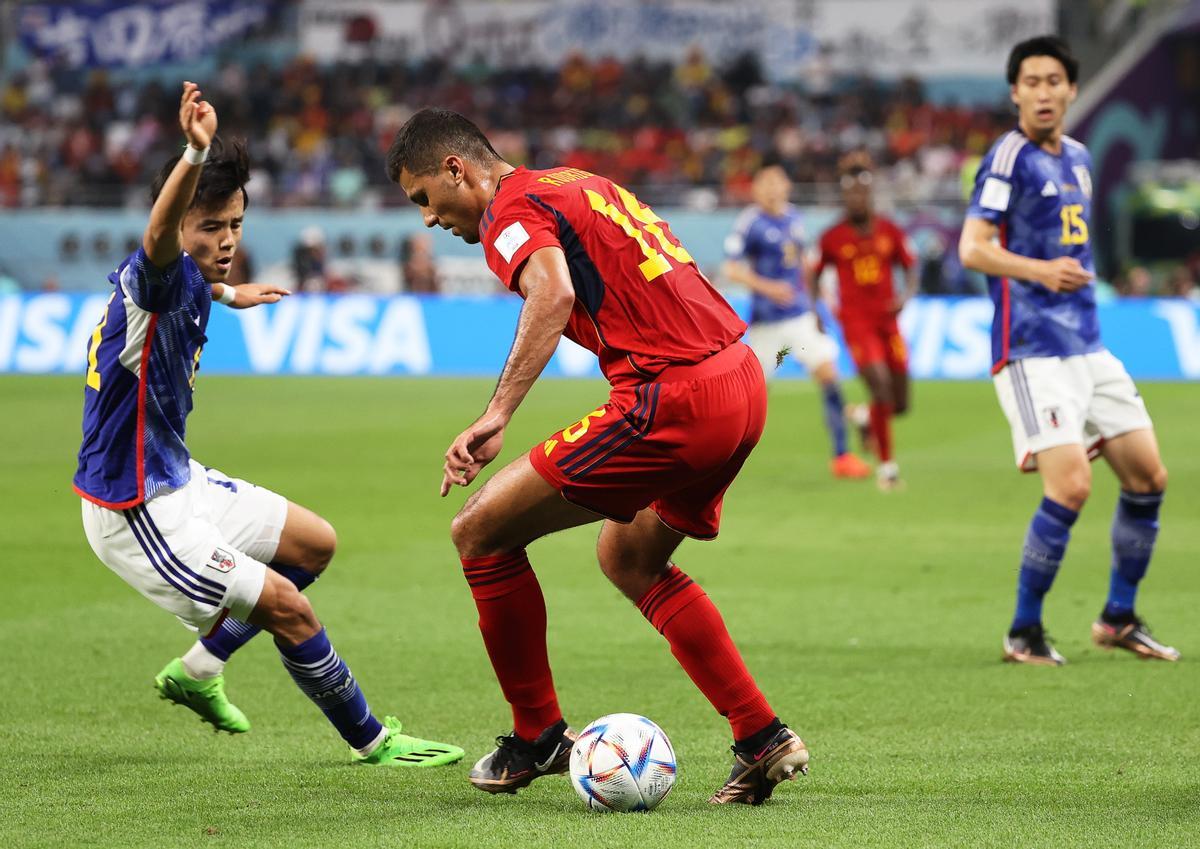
[1072,166,1092,199]
[1042,407,1062,429]
[208,548,237,573]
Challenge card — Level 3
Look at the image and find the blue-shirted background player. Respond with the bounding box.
[723,163,870,480]
[960,38,1178,665]
[75,81,465,765]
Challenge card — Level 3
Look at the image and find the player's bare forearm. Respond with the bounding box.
[143,155,202,268]
[488,247,576,421]
[212,282,291,309]
[958,218,1046,283]
[723,261,774,296]
[144,82,217,269]
[904,267,920,302]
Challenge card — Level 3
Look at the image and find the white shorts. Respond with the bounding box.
[748,313,839,376]
[993,351,1153,472]
[81,459,289,635]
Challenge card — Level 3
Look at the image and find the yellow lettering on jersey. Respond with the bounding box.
[1059,204,1088,246]
[543,438,559,457]
[852,254,881,285]
[85,292,117,391]
[189,346,203,390]
[538,168,594,187]
[562,408,607,444]
[585,189,673,281]
[613,184,694,265]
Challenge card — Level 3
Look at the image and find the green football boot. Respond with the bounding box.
[353,716,465,767]
[154,657,250,734]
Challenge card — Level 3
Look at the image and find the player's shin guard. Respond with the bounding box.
[1012,497,1079,631]
[869,401,893,462]
[822,383,849,457]
[1104,490,1163,618]
[276,626,383,750]
[200,564,316,661]
[462,550,562,743]
[637,565,775,741]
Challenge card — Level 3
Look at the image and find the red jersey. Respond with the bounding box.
[815,217,915,320]
[480,166,745,388]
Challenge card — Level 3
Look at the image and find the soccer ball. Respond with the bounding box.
[568,713,677,812]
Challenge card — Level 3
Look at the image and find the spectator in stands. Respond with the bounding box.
[1,49,1015,210]
[400,233,441,294]
[1168,265,1199,302]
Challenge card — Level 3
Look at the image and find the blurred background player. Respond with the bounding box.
[74,82,465,766]
[388,108,809,806]
[959,37,1177,665]
[724,163,870,480]
[813,155,918,490]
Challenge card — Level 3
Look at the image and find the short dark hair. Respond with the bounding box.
[150,136,251,210]
[385,107,501,182]
[1006,35,1078,85]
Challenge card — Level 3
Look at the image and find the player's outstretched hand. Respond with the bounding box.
[441,412,507,496]
[1039,256,1093,293]
[179,81,217,150]
[224,283,292,309]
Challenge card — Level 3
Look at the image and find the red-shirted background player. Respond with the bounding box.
[813,157,918,491]
[386,108,809,806]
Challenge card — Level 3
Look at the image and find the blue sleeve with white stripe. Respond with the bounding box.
[121,247,192,314]
[967,148,1009,225]
[724,209,758,261]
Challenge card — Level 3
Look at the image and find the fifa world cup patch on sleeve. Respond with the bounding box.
[207,548,237,573]
[495,221,531,262]
[979,177,1012,211]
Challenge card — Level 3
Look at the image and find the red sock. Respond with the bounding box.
[462,550,561,742]
[870,401,894,462]
[637,566,775,741]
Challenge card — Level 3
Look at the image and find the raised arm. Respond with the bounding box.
[143,82,217,269]
[959,217,1091,293]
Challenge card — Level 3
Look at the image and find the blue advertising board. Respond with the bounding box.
[2,293,1197,381]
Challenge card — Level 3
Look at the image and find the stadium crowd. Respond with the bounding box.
[0,48,1015,209]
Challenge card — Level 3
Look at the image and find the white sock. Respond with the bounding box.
[181,642,226,680]
[356,725,390,757]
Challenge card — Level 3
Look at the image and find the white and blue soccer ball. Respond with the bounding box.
[568,713,677,812]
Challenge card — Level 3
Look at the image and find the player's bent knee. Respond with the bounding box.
[1048,475,1091,510]
[450,500,497,559]
[1126,463,1168,494]
[307,517,337,574]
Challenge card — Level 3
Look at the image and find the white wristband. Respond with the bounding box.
[215,285,236,305]
[183,144,209,165]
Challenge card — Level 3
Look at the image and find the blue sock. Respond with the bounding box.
[821,382,848,457]
[1011,497,1079,632]
[201,564,316,661]
[277,626,383,750]
[1104,491,1163,618]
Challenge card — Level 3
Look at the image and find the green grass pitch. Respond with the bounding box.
[2,375,1198,848]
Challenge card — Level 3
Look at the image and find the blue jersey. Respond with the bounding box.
[725,205,811,323]
[967,129,1102,371]
[74,248,211,508]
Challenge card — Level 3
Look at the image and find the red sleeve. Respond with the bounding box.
[482,193,562,291]
[888,220,916,269]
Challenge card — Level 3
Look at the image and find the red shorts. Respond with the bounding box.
[529,342,767,540]
[842,314,908,373]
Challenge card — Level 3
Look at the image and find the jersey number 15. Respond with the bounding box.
[586,185,693,282]
[1059,204,1089,246]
